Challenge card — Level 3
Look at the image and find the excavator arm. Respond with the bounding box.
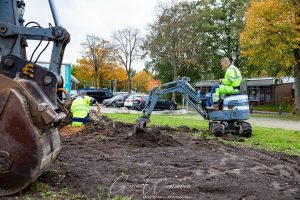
[0,0,70,196]
[134,78,208,133]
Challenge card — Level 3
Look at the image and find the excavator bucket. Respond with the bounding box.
[0,75,64,196]
[132,117,149,135]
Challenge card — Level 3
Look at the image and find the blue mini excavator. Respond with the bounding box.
[134,78,252,137]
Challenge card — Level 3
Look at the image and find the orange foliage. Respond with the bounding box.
[74,58,128,90]
[147,79,162,92]
[132,71,161,92]
[72,58,94,86]
[111,67,128,91]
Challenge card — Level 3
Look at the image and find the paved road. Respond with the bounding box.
[248,117,300,131]
[93,106,300,131]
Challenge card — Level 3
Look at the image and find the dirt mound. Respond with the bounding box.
[177,125,199,133]
[129,127,182,147]
[60,125,84,137]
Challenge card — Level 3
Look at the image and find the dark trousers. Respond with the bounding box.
[72,114,90,124]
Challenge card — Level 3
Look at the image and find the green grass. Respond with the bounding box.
[105,113,300,156]
[251,113,300,121]
[111,196,133,200]
[107,113,208,129]
[253,104,289,113]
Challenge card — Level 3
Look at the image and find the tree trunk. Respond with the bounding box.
[294,49,300,115]
[128,78,132,94]
[98,78,103,90]
[127,71,132,94]
[93,74,97,88]
[294,8,300,115]
[172,60,177,102]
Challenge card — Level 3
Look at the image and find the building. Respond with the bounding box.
[195,77,294,106]
[246,77,294,106]
[37,61,80,94]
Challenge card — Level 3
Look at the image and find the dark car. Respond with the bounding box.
[83,90,113,103]
[103,94,129,107]
[115,95,131,107]
[132,96,177,111]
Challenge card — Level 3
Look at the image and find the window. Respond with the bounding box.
[248,87,259,101]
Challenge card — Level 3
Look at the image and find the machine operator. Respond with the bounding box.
[208,57,242,110]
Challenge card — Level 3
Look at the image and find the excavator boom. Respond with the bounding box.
[0,0,70,196]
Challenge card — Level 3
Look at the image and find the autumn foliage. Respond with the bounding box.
[147,79,162,92]
[240,0,298,77]
[73,58,128,91]
[132,71,161,93]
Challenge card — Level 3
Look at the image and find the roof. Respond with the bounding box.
[195,80,218,87]
[195,77,294,87]
[246,78,274,86]
[71,75,80,84]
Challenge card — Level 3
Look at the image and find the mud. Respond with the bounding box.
[7,117,300,199]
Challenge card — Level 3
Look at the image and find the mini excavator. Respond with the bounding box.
[134,78,252,137]
[0,0,70,196]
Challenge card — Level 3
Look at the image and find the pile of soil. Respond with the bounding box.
[7,116,300,199]
[129,126,182,147]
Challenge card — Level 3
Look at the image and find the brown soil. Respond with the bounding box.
[7,117,300,199]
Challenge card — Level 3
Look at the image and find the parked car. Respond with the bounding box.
[132,96,177,111]
[132,95,149,111]
[123,94,142,109]
[115,95,130,107]
[83,90,113,103]
[103,94,129,107]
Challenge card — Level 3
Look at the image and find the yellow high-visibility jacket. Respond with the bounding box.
[70,96,93,126]
[222,65,242,87]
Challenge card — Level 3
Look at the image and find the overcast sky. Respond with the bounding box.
[23,0,188,71]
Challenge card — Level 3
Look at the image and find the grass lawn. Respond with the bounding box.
[105,113,300,156]
[253,104,289,113]
[251,113,300,121]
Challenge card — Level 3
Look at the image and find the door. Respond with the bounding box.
[155,98,164,109]
[260,88,265,105]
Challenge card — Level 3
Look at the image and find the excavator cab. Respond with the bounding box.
[0,0,70,196]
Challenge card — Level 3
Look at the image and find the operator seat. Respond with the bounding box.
[237,79,247,95]
[223,79,247,98]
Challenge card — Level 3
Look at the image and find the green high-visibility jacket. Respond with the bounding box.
[70,96,93,119]
[222,65,242,87]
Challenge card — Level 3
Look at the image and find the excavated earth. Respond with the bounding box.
[8,117,300,199]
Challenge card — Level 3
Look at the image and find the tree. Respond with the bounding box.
[240,0,300,114]
[196,0,250,73]
[73,59,128,90]
[72,63,93,88]
[144,0,249,100]
[147,79,162,92]
[132,70,162,93]
[112,67,128,91]
[80,35,116,88]
[112,27,143,94]
[144,2,201,100]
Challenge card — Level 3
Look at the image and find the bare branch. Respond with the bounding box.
[112,27,143,93]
